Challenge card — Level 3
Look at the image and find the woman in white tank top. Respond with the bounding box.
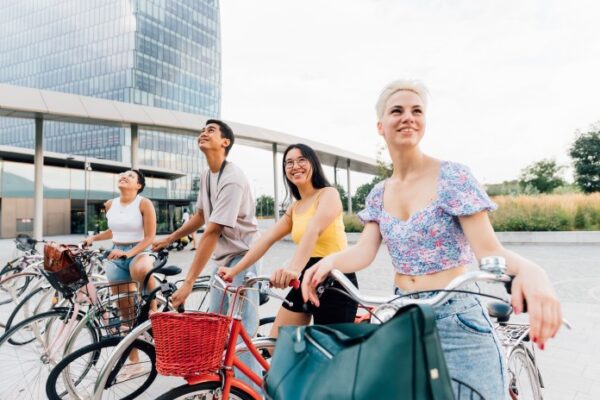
[83,169,156,375]
[84,169,156,285]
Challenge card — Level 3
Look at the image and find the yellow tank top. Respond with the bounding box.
[290,190,347,257]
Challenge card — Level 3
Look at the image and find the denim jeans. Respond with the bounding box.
[208,255,261,394]
[394,285,507,400]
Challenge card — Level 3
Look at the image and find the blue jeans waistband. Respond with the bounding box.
[393,283,483,320]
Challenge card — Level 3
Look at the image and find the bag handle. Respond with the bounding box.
[413,304,456,400]
[306,323,379,344]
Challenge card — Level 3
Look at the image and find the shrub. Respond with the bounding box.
[490,193,600,231]
[343,214,364,233]
[574,206,586,229]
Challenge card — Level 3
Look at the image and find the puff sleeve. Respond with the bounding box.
[439,162,497,216]
[357,182,384,224]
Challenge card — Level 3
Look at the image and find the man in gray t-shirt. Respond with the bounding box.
[153,119,259,304]
[152,119,261,390]
[196,157,259,266]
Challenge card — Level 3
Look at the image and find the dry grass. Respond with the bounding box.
[490,193,600,231]
[492,193,600,214]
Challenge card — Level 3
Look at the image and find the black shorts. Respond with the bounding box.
[282,257,359,325]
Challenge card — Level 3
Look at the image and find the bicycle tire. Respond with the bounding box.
[0,271,39,306]
[46,336,157,400]
[257,316,275,337]
[156,381,255,400]
[507,345,542,400]
[0,308,99,399]
[5,283,53,330]
[186,283,211,312]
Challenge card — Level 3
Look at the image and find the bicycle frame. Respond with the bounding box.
[184,317,269,400]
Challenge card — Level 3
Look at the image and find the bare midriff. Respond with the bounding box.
[394,265,468,293]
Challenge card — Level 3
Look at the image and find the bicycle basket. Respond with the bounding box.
[92,282,141,337]
[150,311,231,377]
[42,242,88,296]
[15,234,36,252]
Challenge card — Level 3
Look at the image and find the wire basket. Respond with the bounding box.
[92,282,141,336]
[150,311,232,377]
[14,234,36,252]
[41,257,88,297]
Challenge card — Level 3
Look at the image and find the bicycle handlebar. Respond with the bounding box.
[212,274,300,307]
[328,268,510,308]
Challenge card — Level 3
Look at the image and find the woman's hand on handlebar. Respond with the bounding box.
[270,268,300,290]
[511,264,562,349]
[107,249,128,260]
[301,257,335,306]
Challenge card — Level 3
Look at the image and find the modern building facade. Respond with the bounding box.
[0,0,221,234]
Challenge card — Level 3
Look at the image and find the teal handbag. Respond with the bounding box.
[265,304,455,400]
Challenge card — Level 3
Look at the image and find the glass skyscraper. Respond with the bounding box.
[0,0,221,233]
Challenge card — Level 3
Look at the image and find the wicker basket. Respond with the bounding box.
[150,311,232,377]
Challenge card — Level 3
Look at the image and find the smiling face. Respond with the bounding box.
[284,147,313,188]
[377,90,426,149]
[117,170,142,193]
[197,123,230,155]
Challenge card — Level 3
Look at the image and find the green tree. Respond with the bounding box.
[255,195,274,217]
[518,159,565,194]
[376,143,393,178]
[352,175,384,212]
[569,129,600,193]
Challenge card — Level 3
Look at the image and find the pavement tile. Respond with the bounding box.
[1,236,599,399]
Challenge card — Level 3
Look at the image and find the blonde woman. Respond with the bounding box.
[302,80,562,398]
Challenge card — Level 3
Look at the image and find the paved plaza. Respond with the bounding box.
[1,235,599,399]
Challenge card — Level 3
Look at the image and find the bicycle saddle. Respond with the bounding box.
[486,301,512,323]
[156,265,182,276]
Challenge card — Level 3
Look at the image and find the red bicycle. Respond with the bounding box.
[151,275,298,400]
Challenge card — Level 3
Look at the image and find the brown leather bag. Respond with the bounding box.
[43,242,85,285]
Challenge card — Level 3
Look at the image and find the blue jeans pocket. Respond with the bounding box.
[454,306,493,336]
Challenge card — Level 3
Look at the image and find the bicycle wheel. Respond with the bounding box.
[507,345,542,400]
[0,271,39,306]
[186,283,211,312]
[4,284,55,344]
[257,316,275,337]
[0,308,99,399]
[46,336,156,400]
[5,283,54,327]
[156,381,255,400]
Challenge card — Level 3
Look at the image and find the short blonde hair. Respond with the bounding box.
[375,79,429,120]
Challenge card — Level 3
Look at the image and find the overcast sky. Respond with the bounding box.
[220,0,600,197]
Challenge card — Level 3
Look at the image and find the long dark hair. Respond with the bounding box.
[282,144,331,201]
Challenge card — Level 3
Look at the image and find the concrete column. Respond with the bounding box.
[333,158,338,187]
[33,117,44,240]
[272,143,279,220]
[346,159,352,214]
[131,124,139,169]
[84,158,91,235]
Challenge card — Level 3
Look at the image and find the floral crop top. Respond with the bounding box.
[357,161,497,276]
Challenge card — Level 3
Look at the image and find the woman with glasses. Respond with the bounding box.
[218,143,358,337]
